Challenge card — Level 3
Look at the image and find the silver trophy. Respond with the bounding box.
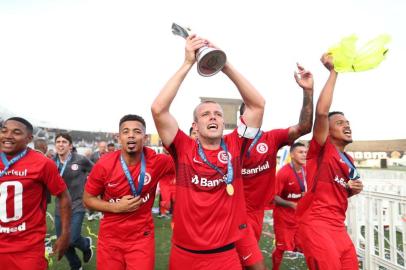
[171,23,227,77]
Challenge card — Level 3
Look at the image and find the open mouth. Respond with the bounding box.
[127,141,136,148]
[2,141,14,146]
[343,129,352,135]
[207,123,218,130]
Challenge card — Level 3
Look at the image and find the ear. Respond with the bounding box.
[192,122,198,131]
[26,134,34,144]
[143,134,149,145]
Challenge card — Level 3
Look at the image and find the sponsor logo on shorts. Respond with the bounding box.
[256,143,268,154]
[218,150,231,164]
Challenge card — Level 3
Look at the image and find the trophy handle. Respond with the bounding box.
[171,23,190,39]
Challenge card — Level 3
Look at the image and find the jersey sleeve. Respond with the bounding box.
[268,128,291,149]
[162,154,176,180]
[165,129,193,162]
[85,162,106,196]
[41,158,67,196]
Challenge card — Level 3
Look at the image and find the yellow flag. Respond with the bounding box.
[328,34,390,72]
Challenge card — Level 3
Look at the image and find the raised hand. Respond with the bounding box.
[185,34,207,65]
[294,63,314,90]
[321,53,335,71]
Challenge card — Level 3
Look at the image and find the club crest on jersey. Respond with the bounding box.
[71,164,79,171]
[256,143,268,154]
[218,151,231,164]
[138,172,151,185]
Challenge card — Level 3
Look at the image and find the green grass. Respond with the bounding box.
[46,200,307,269]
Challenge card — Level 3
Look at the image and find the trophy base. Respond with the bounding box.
[196,47,227,77]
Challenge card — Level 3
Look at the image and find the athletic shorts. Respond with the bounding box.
[97,231,155,270]
[274,224,297,251]
[0,247,47,270]
[169,243,242,270]
[235,210,264,266]
[297,224,358,270]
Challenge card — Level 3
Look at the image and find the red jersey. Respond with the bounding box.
[241,129,290,212]
[298,137,354,229]
[0,149,67,253]
[273,164,305,228]
[166,129,248,250]
[85,147,175,241]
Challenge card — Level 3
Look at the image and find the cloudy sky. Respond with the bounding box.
[0,0,404,140]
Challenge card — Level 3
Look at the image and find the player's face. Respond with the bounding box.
[119,120,146,155]
[193,103,224,141]
[291,146,307,166]
[329,114,353,144]
[55,136,72,156]
[0,120,33,156]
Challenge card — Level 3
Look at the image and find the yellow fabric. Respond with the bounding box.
[328,34,390,72]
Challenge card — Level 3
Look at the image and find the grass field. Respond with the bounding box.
[46,199,307,269]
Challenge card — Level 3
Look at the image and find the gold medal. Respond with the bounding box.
[226,184,234,196]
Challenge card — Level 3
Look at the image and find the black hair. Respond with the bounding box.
[119,114,146,131]
[328,111,344,118]
[290,142,306,152]
[189,127,194,136]
[55,132,73,145]
[5,117,34,134]
[107,142,115,147]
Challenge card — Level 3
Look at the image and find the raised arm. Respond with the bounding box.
[151,35,207,146]
[222,63,265,128]
[313,53,338,146]
[288,63,314,142]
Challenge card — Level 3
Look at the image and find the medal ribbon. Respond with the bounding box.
[120,151,146,196]
[56,153,72,177]
[289,162,307,193]
[0,148,28,178]
[197,138,233,185]
[246,131,263,157]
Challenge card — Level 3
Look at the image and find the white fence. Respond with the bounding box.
[347,169,406,270]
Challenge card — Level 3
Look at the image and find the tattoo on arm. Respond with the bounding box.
[298,90,314,135]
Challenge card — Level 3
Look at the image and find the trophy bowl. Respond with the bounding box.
[196,47,227,77]
[172,22,227,77]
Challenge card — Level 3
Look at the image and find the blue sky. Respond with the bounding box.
[0,0,404,140]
